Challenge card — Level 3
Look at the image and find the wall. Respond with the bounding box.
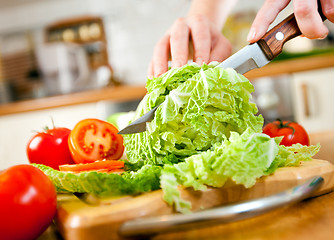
[105,0,191,85]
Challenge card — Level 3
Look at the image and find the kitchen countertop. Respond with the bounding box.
[2,52,334,116]
[37,129,334,240]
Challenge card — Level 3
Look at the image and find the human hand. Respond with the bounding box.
[148,14,232,78]
[247,0,334,43]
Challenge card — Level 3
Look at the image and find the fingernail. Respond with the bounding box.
[247,28,256,42]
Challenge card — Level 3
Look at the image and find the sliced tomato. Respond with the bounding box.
[59,160,124,172]
[68,119,124,164]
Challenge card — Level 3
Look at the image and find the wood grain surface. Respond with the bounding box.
[55,159,334,240]
[258,14,301,60]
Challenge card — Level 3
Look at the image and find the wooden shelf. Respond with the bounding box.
[0,85,147,116]
[45,15,110,70]
[245,52,334,80]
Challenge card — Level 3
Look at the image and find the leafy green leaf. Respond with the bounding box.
[124,64,263,165]
[160,130,319,213]
[32,163,162,197]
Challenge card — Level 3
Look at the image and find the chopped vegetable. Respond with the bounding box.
[33,163,161,197]
[160,129,320,213]
[68,119,124,164]
[59,160,124,172]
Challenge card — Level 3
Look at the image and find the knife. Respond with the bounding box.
[119,176,323,237]
[118,6,326,135]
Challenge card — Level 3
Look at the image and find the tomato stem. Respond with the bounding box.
[51,117,56,129]
[43,117,55,131]
[275,119,296,135]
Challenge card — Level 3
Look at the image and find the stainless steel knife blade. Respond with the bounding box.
[118,104,161,134]
[215,43,270,75]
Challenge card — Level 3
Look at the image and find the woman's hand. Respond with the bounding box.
[247,0,334,43]
[148,14,232,78]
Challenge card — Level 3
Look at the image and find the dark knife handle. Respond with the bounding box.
[257,1,326,60]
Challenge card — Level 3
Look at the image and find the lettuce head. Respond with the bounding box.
[124,63,264,165]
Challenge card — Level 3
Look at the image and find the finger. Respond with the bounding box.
[321,0,334,23]
[294,0,328,39]
[151,34,170,77]
[247,0,290,43]
[187,15,211,65]
[209,35,232,63]
[294,0,329,38]
[169,18,190,68]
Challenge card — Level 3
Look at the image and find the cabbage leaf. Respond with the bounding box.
[160,130,320,213]
[124,63,263,165]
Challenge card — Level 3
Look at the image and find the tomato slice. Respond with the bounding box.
[59,160,124,172]
[68,119,124,164]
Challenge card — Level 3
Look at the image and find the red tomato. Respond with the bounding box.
[68,119,124,164]
[27,127,75,170]
[0,165,57,240]
[263,120,310,146]
[59,160,124,172]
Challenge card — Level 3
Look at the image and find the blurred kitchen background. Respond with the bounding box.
[0,0,334,169]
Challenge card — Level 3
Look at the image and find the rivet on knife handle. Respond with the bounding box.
[257,1,327,60]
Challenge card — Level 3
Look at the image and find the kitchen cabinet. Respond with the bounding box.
[291,67,334,133]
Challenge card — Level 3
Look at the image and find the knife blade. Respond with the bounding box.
[119,176,324,237]
[118,104,161,134]
[118,5,326,135]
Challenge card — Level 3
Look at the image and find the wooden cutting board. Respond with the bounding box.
[55,159,334,240]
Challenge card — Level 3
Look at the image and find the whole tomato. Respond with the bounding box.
[27,127,75,170]
[0,164,57,240]
[263,119,310,146]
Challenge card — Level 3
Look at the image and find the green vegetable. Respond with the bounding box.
[124,63,263,165]
[34,62,320,212]
[32,163,162,197]
[160,129,320,213]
